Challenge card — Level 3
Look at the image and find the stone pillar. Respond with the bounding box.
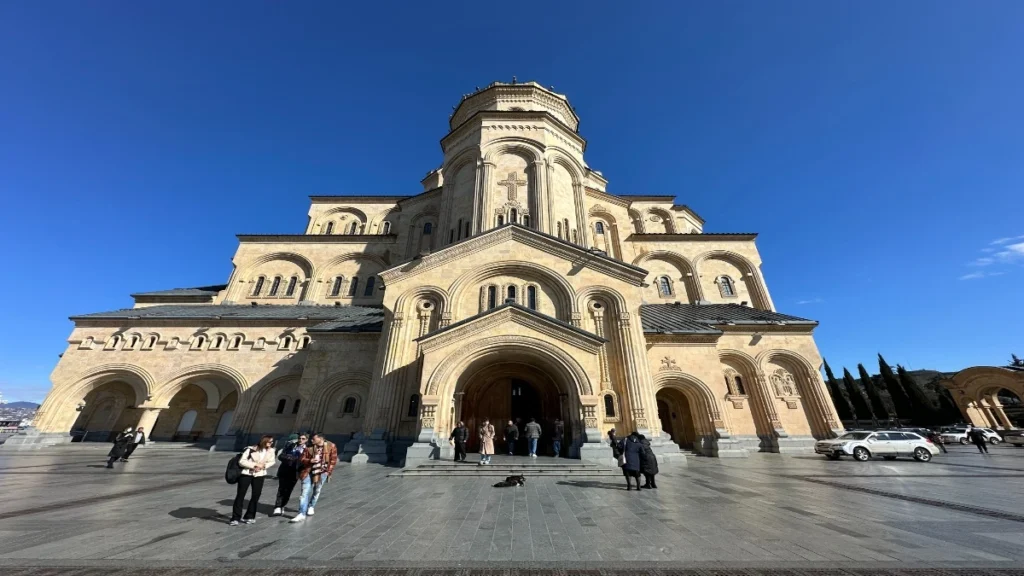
[801,367,844,438]
[402,396,440,467]
[591,310,612,390]
[752,371,788,452]
[573,182,588,249]
[545,161,556,234]
[134,407,162,438]
[613,312,650,434]
[479,160,495,231]
[990,396,1014,429]
[345,313,405,464]
[979,400,999,429]
[531,160,547,233]
[578,397,613,465]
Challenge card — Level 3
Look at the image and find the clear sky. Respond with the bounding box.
[1,3,1021,404]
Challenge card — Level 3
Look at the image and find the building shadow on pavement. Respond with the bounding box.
[557,480,626,491]
[217,499,276,516]
[168,507,229,522]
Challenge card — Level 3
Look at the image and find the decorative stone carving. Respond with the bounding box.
[660,357,680,372]
[769,368,800,409]
[498,171,527,201]
[420,404,436,429]
[649,215,662,222]
[728,397,745,409]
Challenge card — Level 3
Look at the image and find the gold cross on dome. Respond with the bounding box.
[498,171,527,200]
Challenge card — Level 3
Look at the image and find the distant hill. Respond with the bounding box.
[3,402,40,409]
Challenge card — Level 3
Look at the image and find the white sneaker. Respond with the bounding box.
[271,507,282,516]
[307,507,315,516]
[290,514,306,523]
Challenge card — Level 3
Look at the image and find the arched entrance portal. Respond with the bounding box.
[459,362,566,455]
[657,388,697,451]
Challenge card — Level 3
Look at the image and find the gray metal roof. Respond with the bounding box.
[72,304,384,331]
[129,285,227,297]
[640,304,817,334]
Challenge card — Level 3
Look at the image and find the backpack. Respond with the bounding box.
[225,447,249,485]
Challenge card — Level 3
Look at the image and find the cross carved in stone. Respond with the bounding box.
[660,356,679,371]
[498,171,527,201]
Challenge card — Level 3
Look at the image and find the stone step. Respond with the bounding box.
[390,466,622,477]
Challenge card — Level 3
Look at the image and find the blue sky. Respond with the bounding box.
[1,3,1022,403]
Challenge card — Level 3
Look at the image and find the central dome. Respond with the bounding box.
[449,81,579,133]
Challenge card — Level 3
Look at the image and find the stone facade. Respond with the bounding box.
[23,81,842,461]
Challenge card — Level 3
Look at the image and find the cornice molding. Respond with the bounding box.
[309,195,410,203]
[379,224,648,286]
[626,233,758,241]
[442,111,587,154]
[237,234,398,243]
[418,306,604,355]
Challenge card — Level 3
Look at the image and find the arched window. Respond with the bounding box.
[718,276,736,297]
[423,222,432,234]
[735,375,746,395]
[300,336,310,349]
[108,335,122,350]
[556,221,563,239]
[145,335,157,349]
[527,286,537,310]
[657,276,673,297]
[363,276,376,296]
[275,399,287,414]
[522,215,530,228]
[285,276,298,297]
[292,399,302,415]
[572,230,578,244]
[253,277,265,296]
[348,277,359,297]
[564,219,570,237]
[213,335,223,349]
[496,215,504,226]
[449,229,454,243]
[349,221,359,235]
[343,397,357,414]
[595,221,605,234]
[464,221,471,238]
[408,394,420,418]
[331,276,344,296]
[324,221,334,235]
[254,337,266,350]
[487,286,497,309]
[510,209,518,224]
[269,277,281,297]
[604,394,616,418]
[230,335,242,349]
[507,285,516,302]
[128,335,139,349]
[177,410,197,433]
[194,335,206,349]
[381,221,391,234]
[457,219,463,240]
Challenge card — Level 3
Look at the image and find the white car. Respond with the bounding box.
[939,428,1002,445]
[815,431,937,462]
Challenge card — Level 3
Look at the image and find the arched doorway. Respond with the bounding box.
[69,380,139,442]
[998,389,1024,427]
[657,389,697,450]
[151,383,238,442]
[215,410,235,437]
[459,363,566,456]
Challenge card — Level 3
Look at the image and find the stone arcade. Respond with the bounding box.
[18,82,843,463]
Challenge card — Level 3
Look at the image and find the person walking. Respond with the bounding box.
[290,433,338,523]
[525,418,542,458]
[969,426,989,454]
[621,432,644,491]
[608,428,621,458]
[106,427,134,468]
[926,429,947,454]
[122,427,147,461]
[638,434,659,489]
[230,435,276,526]
[450,421,469,462]
[272,433,306,516]
[552,418,565,458]
[478,419,495,465]
[504,420,519,456]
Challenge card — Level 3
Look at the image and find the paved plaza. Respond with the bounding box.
[2,443,1024,573]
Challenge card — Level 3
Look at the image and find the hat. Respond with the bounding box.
[287,433,299,441]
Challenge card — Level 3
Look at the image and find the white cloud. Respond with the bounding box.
[980,247,996,253]
[796,297,824,305]
[991,235,1024,245]
[969,257,995,266]
[959,271,1005,280]
[962,236,1023,279]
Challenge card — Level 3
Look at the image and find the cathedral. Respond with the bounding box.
[26,82,843,463]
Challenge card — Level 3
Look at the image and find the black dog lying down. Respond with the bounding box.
[493,475,526,487]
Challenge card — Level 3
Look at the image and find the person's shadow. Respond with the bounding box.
[217,499,276,516]
[168,507,228,522]
[557,480,625,491]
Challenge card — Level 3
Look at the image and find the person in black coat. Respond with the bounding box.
[450,421,469,462]
[621,432,644,491]
[272,433,307,516]
[608,428,622,458]
[106,427,134,468]
[968,427,989,454]
[638,434,659,489]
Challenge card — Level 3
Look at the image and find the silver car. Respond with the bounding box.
[815,431,937,462]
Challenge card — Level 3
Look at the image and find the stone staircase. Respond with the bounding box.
[390,455,621,477]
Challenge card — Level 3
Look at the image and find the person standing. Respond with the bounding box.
[552,418,564,458]
[525,418,542,458]
[290,433,338,523]
[608,428,621,458]
[621,432,644,491]
[969,427,989,454]
[926,430,947,454]
[478,419,495,465]
[272,433,306,516]
[450,421,469,462]
[638,434,659,489]
[106,427,134,468]
[122,427,147,461]
[230,435,276,526]
[504,420,519,456]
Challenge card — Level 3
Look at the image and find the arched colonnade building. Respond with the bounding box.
[24,82,843,463]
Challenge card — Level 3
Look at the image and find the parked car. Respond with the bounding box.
[939,427,1002,445]
[1004,431,1024,447]
[815,431,937,462]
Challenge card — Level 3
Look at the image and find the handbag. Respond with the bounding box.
[616,452,626,467]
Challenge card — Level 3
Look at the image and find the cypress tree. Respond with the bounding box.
[937,388,964,424]
[858,363,890,423]
[842,367,873,425]
[897,365,939,425]
[878,354,913,421]
[823,359,853,421]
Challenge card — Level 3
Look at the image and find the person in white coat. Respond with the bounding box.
[230,435,276,526]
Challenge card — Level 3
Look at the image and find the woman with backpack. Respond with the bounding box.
[230,435,276,526]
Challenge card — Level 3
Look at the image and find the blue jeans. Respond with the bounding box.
[479,453,491,463]
[507,440,515,455]
[298,475,326,515]
[528,438,538,455]
[553,439,561,457]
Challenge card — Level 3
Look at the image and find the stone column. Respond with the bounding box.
[403,396,440,467]
[531,159,547,232]
[591,310,612,390]
[979,400,999,429]
[346,313,405,464]
[479,160,495,231]
[471,158,483,234]
[613,312,650,434]
[573,182,588,249]
[989,395,1014,429]
[134,408,162,439]
[545,161,556,234]
[753,371,788,452]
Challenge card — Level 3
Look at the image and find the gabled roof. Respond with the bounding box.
[129,285,226,298]
[72,304,384,332]
[640,304,817,334]
[380,223,649,286]
[416,302,604,344]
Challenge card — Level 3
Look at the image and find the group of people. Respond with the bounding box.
[449,417,564,464]
[228,432,339,526]
[609,429,658,490]
[106,426,146,467]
